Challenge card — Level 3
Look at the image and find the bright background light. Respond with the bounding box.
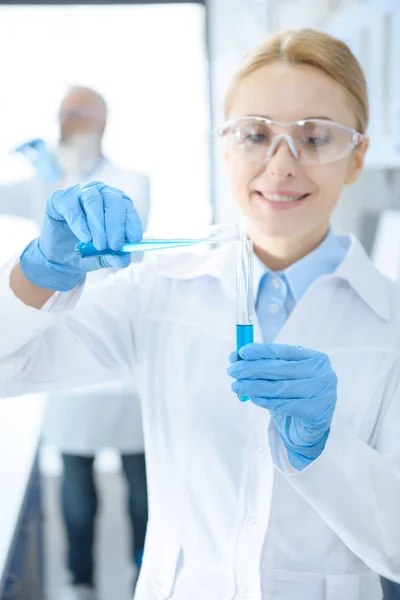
[0,3,212,232]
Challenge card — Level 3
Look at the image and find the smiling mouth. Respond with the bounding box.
[257,192,310,203]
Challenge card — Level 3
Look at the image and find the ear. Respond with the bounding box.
[344,137,369,185]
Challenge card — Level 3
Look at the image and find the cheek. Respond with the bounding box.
[308,161,349,208]
[227,155,255,196]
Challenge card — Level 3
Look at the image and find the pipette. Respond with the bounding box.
[75,224,240,258]
[236,239,254,402]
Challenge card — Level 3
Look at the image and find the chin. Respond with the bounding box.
[247,212,299,239]
[257,224,299,239]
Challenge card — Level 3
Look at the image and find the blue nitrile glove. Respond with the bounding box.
[227,343,337,471]
[20,181,143,291]
[15,138,62,183]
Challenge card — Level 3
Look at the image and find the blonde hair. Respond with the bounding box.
[224,28,369,133]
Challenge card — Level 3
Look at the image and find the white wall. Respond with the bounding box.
[266,0,358,32]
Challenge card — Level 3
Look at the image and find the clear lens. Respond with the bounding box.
[226,118,358,165]
[297,121,356,164]
[230,118,272,159]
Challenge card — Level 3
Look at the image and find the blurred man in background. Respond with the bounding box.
[3,86,150,222]
[0,86,150,600]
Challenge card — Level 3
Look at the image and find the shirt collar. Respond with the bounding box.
[156,233,392,322]
[255,228,348,302]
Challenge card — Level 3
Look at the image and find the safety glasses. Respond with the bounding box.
[59,108,100,121]
[218,116,365,166]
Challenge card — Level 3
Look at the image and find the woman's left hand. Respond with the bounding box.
[227,343,338,470]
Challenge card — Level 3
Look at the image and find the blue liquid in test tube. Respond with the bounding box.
[236,240,254,403]
[236,324,254,351]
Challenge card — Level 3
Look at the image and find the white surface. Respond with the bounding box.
[0,393,46,582]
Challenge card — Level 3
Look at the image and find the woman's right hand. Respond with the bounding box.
[20,180,143,291]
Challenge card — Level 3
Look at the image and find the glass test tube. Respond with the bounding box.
[75,223,240,258]
[236,239,254,403]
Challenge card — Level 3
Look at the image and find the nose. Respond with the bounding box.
[264,135,299,179]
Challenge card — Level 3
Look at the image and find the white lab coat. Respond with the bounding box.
[0,159,150,454]
[0,158,150,227]
[0,235,399,600]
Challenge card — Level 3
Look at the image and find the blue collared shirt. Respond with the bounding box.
[254,229,349,342]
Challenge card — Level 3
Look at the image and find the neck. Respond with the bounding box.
[248,223,330,271]
[94,148,104,162]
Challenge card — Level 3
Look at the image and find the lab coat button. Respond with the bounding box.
[256,444,265,454]
[269,303,279,314]
[244,587,252,599]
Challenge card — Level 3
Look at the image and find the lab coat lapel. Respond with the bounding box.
[272,276,335,347]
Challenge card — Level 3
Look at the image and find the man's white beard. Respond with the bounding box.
[55,133,101,178]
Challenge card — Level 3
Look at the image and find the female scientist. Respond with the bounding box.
[1,28,400,600]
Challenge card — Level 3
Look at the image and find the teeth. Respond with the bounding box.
[263,193,303,203]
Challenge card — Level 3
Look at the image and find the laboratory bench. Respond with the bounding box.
[0,394,46,600]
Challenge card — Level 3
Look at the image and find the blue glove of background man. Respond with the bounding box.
[20,181,143,292]
[227,343,337,471]
[15,138,62,184]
